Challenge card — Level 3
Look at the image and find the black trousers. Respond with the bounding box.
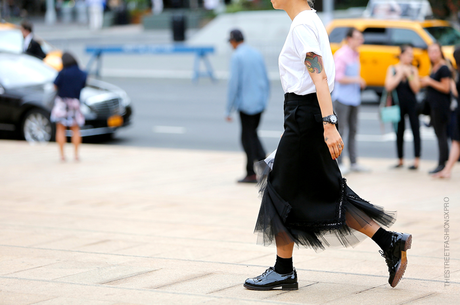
[239,111,266,176]
[431,107,450,166]
[396,100,421,159]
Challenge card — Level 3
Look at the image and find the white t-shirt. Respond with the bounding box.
[279,10,335,95]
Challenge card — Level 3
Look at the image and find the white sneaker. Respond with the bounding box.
[338,164,350,175]
[350,163,371,173]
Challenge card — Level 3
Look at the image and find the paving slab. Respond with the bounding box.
[0,140,459,304]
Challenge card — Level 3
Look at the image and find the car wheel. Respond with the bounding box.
[22,109,55,143]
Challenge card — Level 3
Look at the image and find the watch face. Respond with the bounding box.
[331,115,337,123]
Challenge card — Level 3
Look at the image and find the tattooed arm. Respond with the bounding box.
[305,52,343,160]
[305,52,334,118]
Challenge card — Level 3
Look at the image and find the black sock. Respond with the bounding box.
[372,228,393,251]
[274,255,293,274]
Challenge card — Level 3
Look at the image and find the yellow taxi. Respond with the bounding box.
[0,21,63,70]
[326,18,460,94]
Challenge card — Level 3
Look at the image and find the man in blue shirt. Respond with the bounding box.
[226,29,270,183]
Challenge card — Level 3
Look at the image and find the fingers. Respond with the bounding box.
[337,141,344,157]
[328,140,344,160]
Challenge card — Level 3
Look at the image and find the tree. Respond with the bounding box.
[429,0,460,20]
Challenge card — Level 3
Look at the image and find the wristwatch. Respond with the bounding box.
[322,114,338,125]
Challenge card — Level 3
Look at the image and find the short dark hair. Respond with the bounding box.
[20,21,33,33]
[229,29,244,43]
[62,52,78,68]
[346,27,360,38]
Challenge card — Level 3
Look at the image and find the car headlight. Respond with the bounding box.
[120,92,131,107]
[80,103,97,120]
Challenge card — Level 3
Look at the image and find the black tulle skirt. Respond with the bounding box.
[254,93,396,252]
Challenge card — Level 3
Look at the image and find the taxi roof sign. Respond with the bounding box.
[363,0,433,21]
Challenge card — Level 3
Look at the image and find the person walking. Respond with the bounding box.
[20,21,46,60]
[432,46,460,179]
[384,44,421,170]
[420,43,452,174]
[332,28,369,174]
[50,52,87,162]
[244,0,412,290]
[86,0,105,30]
[225,29,270,183]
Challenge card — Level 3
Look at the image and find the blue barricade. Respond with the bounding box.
[85,44,216,82]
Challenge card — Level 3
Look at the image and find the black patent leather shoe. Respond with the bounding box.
[429,165,445,174]
[237,174,258,183]
[380,232,412,288]
[244,267,298,290]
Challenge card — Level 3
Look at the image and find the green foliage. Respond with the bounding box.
[429,0,459,19]
[126,0,150,11]
[226,0,273,14]
[334,0,369,10]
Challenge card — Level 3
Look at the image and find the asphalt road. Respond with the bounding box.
[11,18,437,164]
[98,77,438,162]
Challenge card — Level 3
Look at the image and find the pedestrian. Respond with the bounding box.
[50,52,87,162]
[384,44,421,170]
[225,29,270,183]
[244,0,412,290]
[151,0,163,14]
[20,21,46,60]
[420,43,452,174]
[86,0,105,30]
[432,46,460,179]
[331,28,369,174]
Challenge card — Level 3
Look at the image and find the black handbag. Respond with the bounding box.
[417,98,431,116]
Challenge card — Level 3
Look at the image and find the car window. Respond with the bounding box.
[0,55,57,89]
[424,26,460,46]
[329,27,351,43]
[389,28,427,49]
[0,29,23,54]
[362,27,389,45]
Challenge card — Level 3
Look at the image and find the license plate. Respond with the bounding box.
[107,115,123,127]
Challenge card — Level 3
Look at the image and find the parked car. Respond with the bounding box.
[326,18,460,95]
[0,20,63,70]
[0,53,132,142]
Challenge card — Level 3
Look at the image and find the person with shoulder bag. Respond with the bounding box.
[420,43,452,174]
[384,44,421,170]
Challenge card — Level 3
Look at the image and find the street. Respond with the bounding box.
[0,8,458,305]
[100,77,438,162]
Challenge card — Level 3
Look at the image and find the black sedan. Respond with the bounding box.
[0,53,132,142]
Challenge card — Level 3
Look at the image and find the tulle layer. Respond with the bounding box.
[253,163,396,252]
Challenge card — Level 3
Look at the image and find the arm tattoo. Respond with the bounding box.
[305,52,323,74]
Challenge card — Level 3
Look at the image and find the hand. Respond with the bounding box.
[323,124,344,160]
[225,116,233,122]
[359,77,366,89]
[402,65,413,77]
[420,76,431,87]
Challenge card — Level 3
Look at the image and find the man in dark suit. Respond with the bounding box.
[20,21,46,60]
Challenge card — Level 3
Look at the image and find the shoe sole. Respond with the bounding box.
[243,282,299,291]
[390,234,412,288]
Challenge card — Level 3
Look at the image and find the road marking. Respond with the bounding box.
[359,112,378,120]
[153,126,186,134]
[259,127,436,142]
[258,130,282,138]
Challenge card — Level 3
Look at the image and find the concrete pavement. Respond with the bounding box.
[0,140,459,304]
